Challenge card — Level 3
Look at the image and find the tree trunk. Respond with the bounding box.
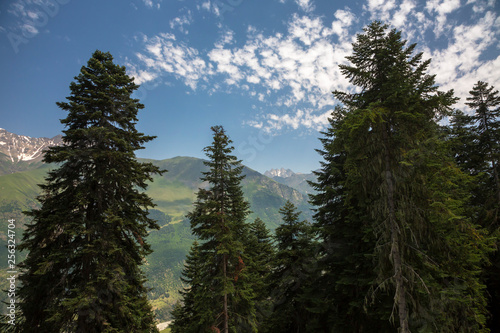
[383,126,410,333]
[223,253,229,333]
[492,160,500,224]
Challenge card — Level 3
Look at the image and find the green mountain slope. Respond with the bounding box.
[0,152,46,176]
[0,156,313,321]
[271,172,317,195]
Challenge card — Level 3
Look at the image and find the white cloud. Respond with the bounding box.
[392,0,416,29]
[214,29,235,48]
[169,11,193,34]
[467,0,496,13]
[425,0,461,36]
[365,0,397,21]
[197,0,222,17]
[6,1,43,38]
[201,1,211,11]
[295,0,315,12]
[131,12,350,132]
[203,14,353,111]
[260,109,332,132]
[131,0,499,132]
[129,34,209,90]
[22,23,38,36]
[142,0,162,9]
[328,9,356,38]
[424,10,500,109]
[426,0,461,13]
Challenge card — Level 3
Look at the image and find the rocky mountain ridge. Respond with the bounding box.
[264,167,317,195]
[0,128,62,175]
[264,167,296,178]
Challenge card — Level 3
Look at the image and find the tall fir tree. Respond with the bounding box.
[311,22,493,332]
[170,126,257,333]
[245,218,275,327]
[308,108,394,332]
[17,50,163,332]
[465,81,500,227]
[263,201,315,333]
[170,241,214,333]
[450,81,500,330]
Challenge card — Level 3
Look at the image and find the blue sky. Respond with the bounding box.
[0,0,499,173]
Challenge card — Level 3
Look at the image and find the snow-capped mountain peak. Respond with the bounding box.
[0,128,62,174]
[264,168,295,178]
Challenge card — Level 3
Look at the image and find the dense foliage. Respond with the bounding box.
[449,81,500,331]
[170,126,259,333]
[308,21,494,332]
[15,50,163,332]
[5,20,499,333]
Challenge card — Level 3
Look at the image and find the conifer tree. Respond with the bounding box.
[263,201,315,333]
[465,81,500,226]
[171,126,257,333]
[17,50,163,332]
[312,22,493,332]
[308,109,394,332]
[450,81,500,330]
[245,218,275,326]
[170,241,214,333]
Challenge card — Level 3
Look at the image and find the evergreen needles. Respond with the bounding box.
[16,50,164,333]
[309,21,494,332]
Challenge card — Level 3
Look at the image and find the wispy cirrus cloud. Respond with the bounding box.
[3,0,72,53]
[129,0,499,133]
[295,0,315,12]
[170,10,193,34]
[424,9,500,105]
[143,0,162,9]
[7,0,42,38]
[127,33,210,90]
[131,10,355,132]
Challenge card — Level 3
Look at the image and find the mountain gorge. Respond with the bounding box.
[0,129,314,321]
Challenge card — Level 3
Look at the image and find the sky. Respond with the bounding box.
[0,0,499,174]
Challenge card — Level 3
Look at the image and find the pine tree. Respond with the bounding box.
[17,50,163,332]
[450,81,500,330]
[171,126,257,333]
[312,21,493,332]
[308,109,394,332]
[465,81,500,227]
[263,201,315,333]
[245,218,275,327]
[170,241,214,333]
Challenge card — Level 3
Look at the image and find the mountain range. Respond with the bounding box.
[0,128,62,175]
[0,129,315,321]
[264,167,317,195]
[264,167,296,178]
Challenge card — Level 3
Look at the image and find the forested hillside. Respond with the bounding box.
[0,155,311,321]
[0,20,498,333]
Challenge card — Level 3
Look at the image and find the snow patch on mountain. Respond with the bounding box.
[0,128,62,174]
[264,168,296,178]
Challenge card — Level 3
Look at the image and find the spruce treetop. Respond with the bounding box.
[335,21,456,119]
